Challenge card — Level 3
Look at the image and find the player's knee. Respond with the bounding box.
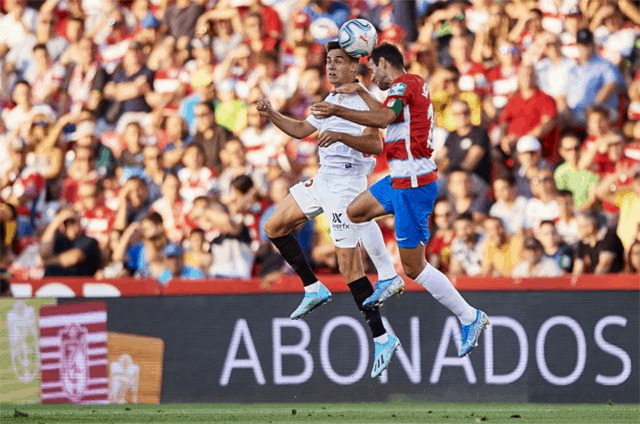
[264,215,289,239]
[401,258,425,280]
[346,203,365,224]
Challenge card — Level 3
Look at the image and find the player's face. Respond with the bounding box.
[326,49,356,86]
[368,58,391,90]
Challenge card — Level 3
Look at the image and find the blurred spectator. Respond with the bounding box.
[565,28,623,126]
[514,135,553,198]
[163,0,204,41]
[535,34,574,112]
[103,42,153,124]
[72,120,117,178]
[448,35,489,97]
[485,41,520,118]
[218,139,269,198]
[59,38,107,115]
[426,197,455,273]
[553,189,579,245]
[430,66,482,132]
[191,101,233,174]
[0,0,39,54]
[118,122,145,169]
[489,174,528,236]
[183,228,213,277]
[114,211,167,277]
[155,242,204,284]
[446,168,490,222]
[595,165,640,252]
[538,220,574,274]
[208,200,255,279]
[76,181,115,248]
[591,4,637,68]
[498,65,558,163]
[197,7,244,63]
[626,241,640,273]
[177,144,216,206]
[40,208,101,276]
[481,216,524,277]
[239,103,289,170]
[554,133,599,209]
[450,213,485,277]
[512,236,563,278]
[0,201,17,266]
[114,177,152,231]
[438,99,491,184]
[150,172,187,243]
[574,211,625,275]
[158,112,191,169]
[525,167,560,234]
[2,80,55,132]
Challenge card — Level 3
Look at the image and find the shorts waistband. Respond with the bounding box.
[391,171,438,189]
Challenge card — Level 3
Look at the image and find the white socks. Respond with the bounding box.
[304,281,321,293]
[415,263,477,325]
[352,220,397,281]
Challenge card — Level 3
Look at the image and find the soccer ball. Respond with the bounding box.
[338,19,377,58]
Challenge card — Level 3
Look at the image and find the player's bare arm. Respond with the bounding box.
[316,127,382,155]
[310,99,398,129]
[256,97,316,139]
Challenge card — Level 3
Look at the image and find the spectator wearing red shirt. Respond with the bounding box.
[448,35,489,98]
[485,41,520,119]
[76,181,115,248]
[242,10,279,55]
[498,64,558,163]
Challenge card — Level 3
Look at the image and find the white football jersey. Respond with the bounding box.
[306,92,376,176]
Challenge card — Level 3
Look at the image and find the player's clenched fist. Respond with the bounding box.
[256,98,273,116]
[310,102,338,119]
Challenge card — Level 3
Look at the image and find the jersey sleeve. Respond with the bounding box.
[305,114,321,131]
[382,75,413,110]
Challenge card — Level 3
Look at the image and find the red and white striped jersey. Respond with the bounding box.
[382,73,437,189]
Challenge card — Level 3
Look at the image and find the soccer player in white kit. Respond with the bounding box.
[257,41,402,378]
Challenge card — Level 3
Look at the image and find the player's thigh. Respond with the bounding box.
[394,182,438,250]
[334,246,365,283]
[347,176,393,223]
[263,193,311,238]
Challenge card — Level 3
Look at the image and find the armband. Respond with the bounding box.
[388,98,403,115]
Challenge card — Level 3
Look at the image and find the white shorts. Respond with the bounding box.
[290,173,367,249]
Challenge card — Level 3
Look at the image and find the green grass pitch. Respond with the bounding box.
[1,402,639,423]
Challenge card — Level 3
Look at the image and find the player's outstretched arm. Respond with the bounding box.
[256,97,316,139]
[310,99,397,129]
[316,126,382,155]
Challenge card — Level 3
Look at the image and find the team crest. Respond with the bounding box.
[60,324,89,402]
[109,354,140,404]
[389,82,407,96]
[7,300,39,383]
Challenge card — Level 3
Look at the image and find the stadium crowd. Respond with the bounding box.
[1,0,640,285]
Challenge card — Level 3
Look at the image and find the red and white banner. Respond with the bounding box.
[39,302,109,404]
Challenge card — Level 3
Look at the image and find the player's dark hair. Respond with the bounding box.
[557,189,574,199]
[231,174,254,195]
[326,41,358,63]
[370,43,405,69]
[455,212,473,223]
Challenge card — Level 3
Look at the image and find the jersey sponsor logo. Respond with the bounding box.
[389,82,407,97]
[331,213,350,231]
[332,213,343,224]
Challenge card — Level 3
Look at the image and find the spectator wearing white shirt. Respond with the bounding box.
[0,0,38,56]
[489,174,528,236]
[535,34,574,113]
[1,80,55,133]
[555,189,580,245]
[513,237,563,278]
[591,4,637,67]
[514,135,554,198]
[449,213,485,277]
[525,167,560,234]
